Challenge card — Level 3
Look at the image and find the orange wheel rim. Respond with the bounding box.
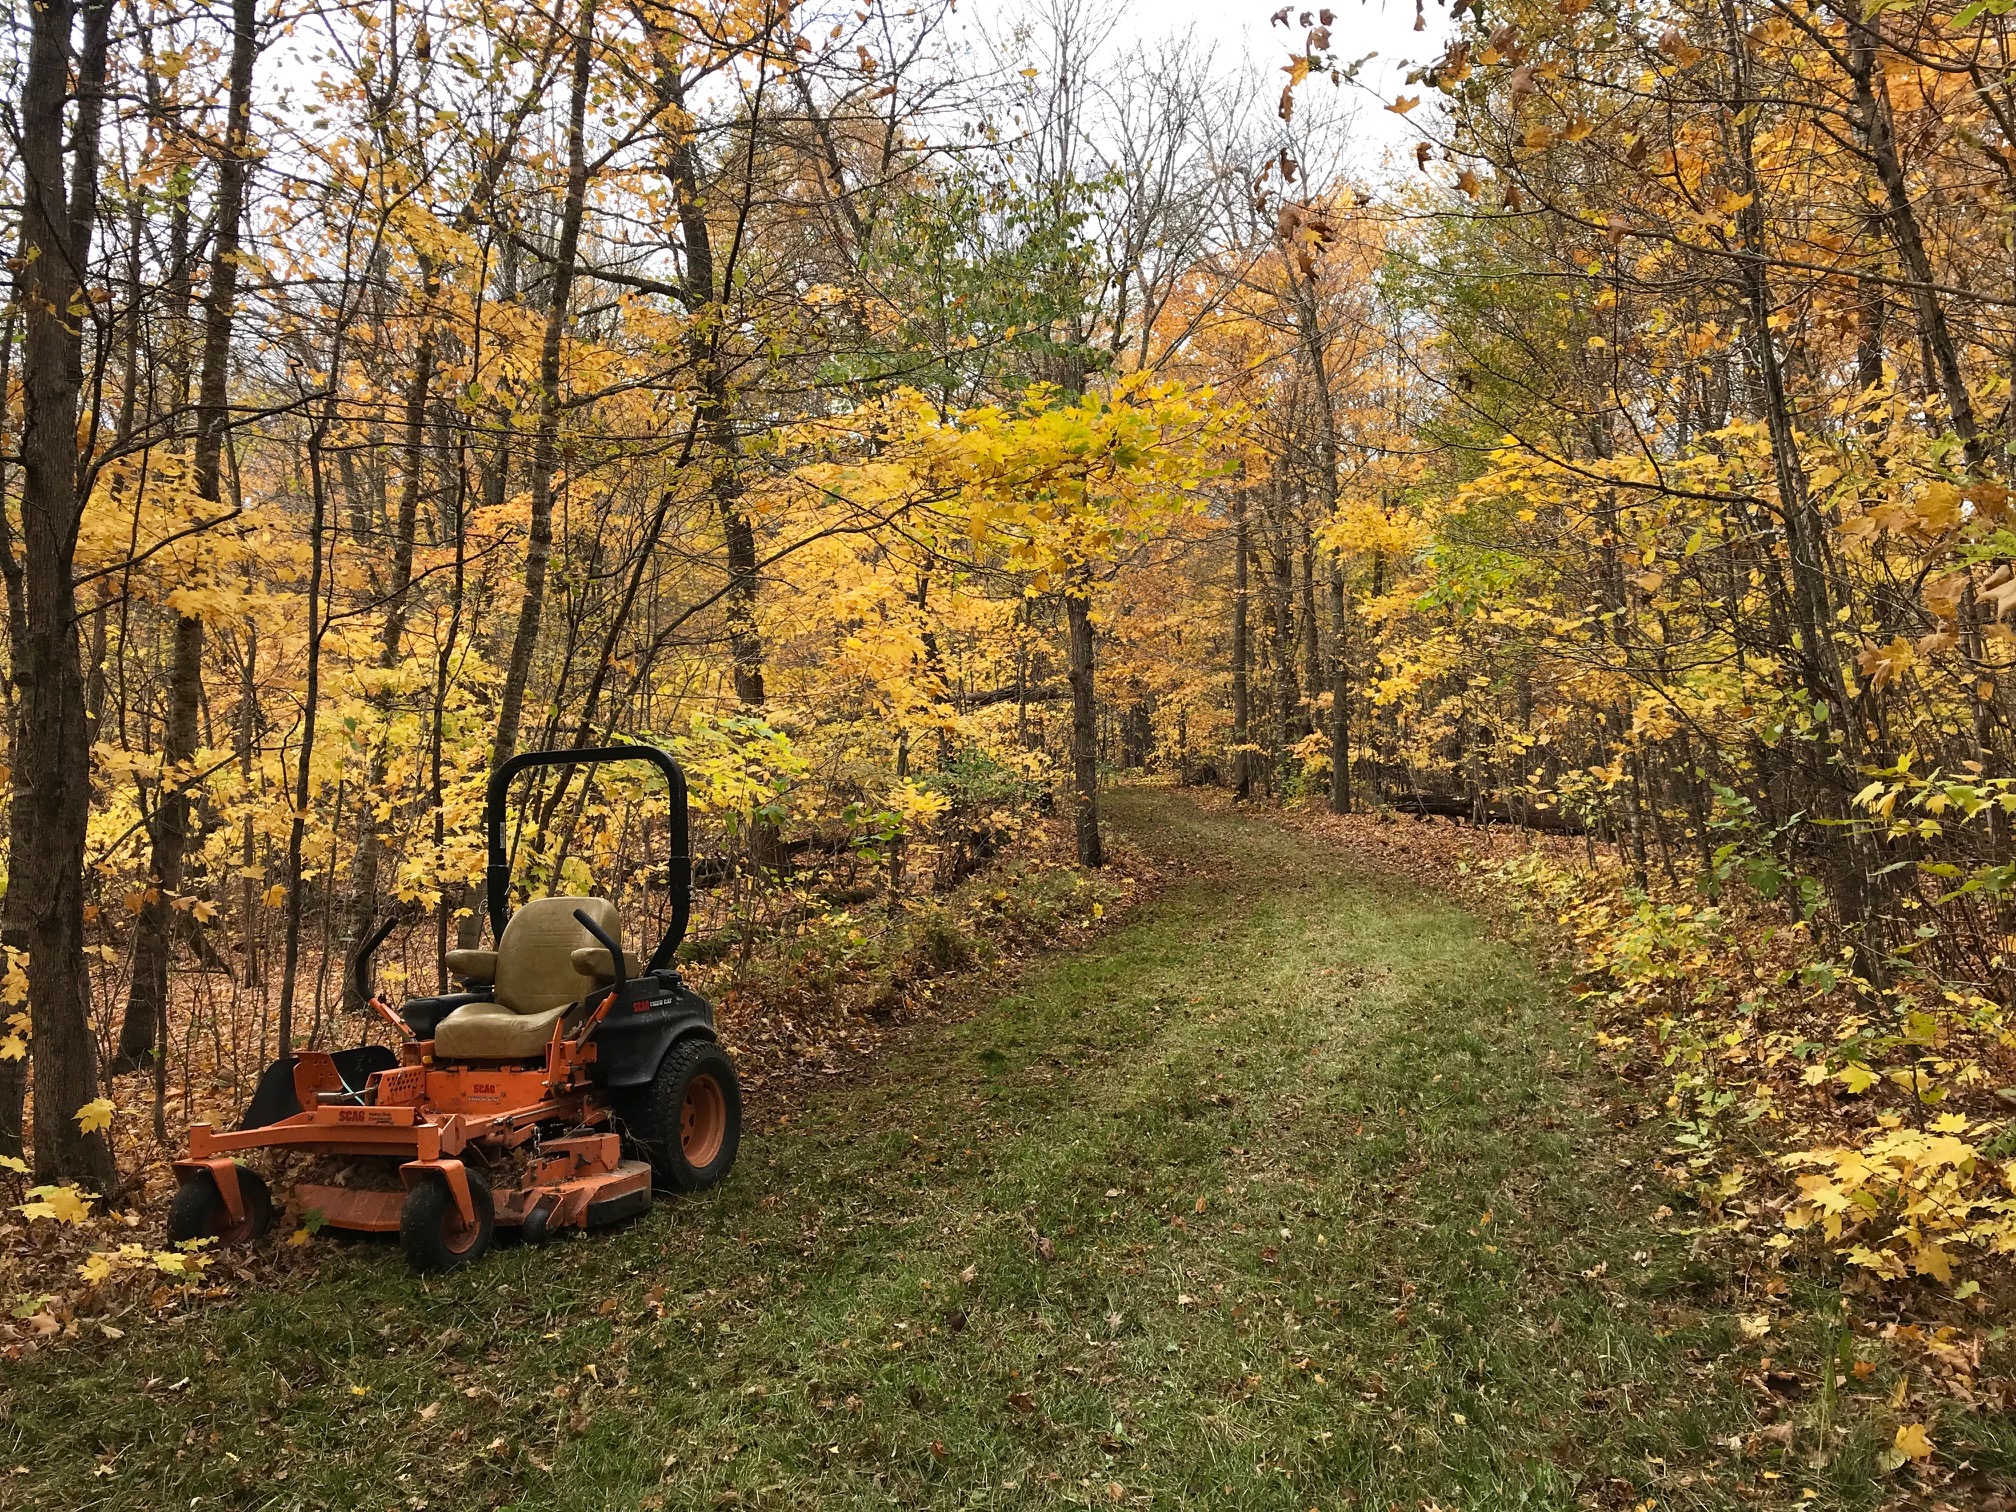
[441,1201,482,1254]
[681,1073,726,1167]
[198,1181,254,1245]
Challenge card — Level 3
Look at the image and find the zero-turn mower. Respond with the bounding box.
[165,745,741,1272]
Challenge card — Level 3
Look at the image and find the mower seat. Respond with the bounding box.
[400,991,491,1040]
[432,896,621,1060]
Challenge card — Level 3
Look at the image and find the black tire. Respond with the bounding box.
[166,1166,273,1248]
[399,1168,494,1273]
[624,1038,741,1193]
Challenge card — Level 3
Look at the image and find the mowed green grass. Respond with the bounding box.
[2,791,1883,1510]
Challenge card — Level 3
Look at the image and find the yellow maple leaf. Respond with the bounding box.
[1915,482,1962,533]
[0,1153,25,1174]
[1836,1063,1878,1094]
[1894,1421,1934,1461]
[1387,94,1421,115]
[75,1097,116,1135]
[1855,636,1915,691]
[19,1183,95,1224]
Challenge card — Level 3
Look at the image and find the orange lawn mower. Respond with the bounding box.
[164,744,742,1271]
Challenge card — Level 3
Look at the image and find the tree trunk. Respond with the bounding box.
[1842,6,1999,789]
[1231,492,1252,802]
[11,0,117,1186]
[491,0,595,789]
[429,439,470,989]
[1065,584,1103,867]
[236,602,260,992]
[1120,698,1152,769]
[114,614,202,1071]
[277,365,348,1054]
[660,56,780,867]
[1329,558,1350,814]
[1844,7,1981,463]
[342,280,438,1010]
[1724,0,1890,969]
[1298,521,1321,706]
[664,72,767,711]
[1269,518,1299,756]
[0,301,23,1161]
[1284,227,1340,789]
[117,0,257,1070]
[1720,0,1846,724]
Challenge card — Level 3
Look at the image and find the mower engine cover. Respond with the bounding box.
[586,969,717,1088]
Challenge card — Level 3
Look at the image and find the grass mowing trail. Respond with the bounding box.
[3,791,1873,1510]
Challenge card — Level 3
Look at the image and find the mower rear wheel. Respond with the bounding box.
[400,1168,494,1273]
[627,1038,741,1192]
[166,1166,273,1249]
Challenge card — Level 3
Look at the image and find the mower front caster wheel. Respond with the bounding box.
[628,1038,741,1192]
[166,1166,273,1248]
[400,1169,495,1273]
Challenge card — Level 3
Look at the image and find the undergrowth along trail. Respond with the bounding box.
[2,790,1964,1509]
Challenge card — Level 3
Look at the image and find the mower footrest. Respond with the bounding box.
[296,1183,404,1234]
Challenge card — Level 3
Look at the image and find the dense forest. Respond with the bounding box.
[3,0,2015,1304]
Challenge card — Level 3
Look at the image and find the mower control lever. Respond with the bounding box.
[573,908,628,996]
[353,916,399,1009]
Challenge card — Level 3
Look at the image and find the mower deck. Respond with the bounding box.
[286,1140,652,1237]
[176,1045,648,1241]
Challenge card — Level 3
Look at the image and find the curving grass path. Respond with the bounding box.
[3,790,1881,1510]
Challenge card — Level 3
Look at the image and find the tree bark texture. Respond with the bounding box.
[117,0,259,1068]
[666,71,767,710]
[1329,560,1350,814]
[12,0,117,1186]
[1231,492,1252,802]
[1065,585,1103,867]
[492,0,596,782]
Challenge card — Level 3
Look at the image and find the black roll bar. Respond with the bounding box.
[487,745,693,974]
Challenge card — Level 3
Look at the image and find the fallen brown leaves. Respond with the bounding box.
[708,817,1154,1106]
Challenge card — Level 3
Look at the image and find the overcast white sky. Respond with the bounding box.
[1077,0,1453,173]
